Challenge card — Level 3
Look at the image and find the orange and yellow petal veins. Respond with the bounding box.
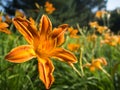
[13,17,34,44]
[51,48,77,63]
[39,15,52,39]
[0,21,11,34]
[51,24,68,46]
[5,45,36,63]
[38,58,54,89]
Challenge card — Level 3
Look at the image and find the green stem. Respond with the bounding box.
[71,63,81,77]
[79,48,84,77]
[107,18,110,27]
[76,23,85,37]
[35,8,45,22]
[101,67,112,80]
[102,17,106,26]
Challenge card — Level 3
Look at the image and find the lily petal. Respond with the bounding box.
[51,48,77,63]
[0,22,9,28]
[51,24,68,46]
[38,57,54,89]
[5,45,36,63]
[13,17,38,45]
[0,28,11,34]
[39,15,52,39]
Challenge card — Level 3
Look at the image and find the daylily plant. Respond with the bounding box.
[95,10,106,19]
[89,21,99,28]
[0,16,11,34]
[67,43,80,52]
[68,27,79,38]
[5,15,77,89]
[84,57,107,72]
[45,1,56,14]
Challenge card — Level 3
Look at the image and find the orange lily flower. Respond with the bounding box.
[45,1,56,14]
[95,10,106,19]
[89,21,99,28]
[96,26,108,34]
[5,15,77,89]
[0,16,11,34]
[84,57,107,72]
[101,34,120,46]
[68,27,79,38]
[67,43,80,52]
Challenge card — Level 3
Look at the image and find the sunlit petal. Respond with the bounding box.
[13,17,34,44]
[0,22,9,28]
[5,45,36,63]
[45,1,56,14]
[13,17,39,45]
[51,48,77,63]
[51,24,68,46]
[38,57,54,89]
[39,15,52,39]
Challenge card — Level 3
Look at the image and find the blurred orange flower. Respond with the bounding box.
[89,21,99,28]
[84,57,107,72]
[68,27,79,38]
[89,21,108,34]
[87,34,97,42]
[67,43,80,52]
[101,33,120,46]
[96,26,108,34]
[5,15,12,24]
[5,15,77,89]
[95,10,106,19]
[45,1,56,14]
[0,16,11,34]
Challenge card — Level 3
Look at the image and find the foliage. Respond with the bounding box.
[0,0,107,26]
[109,8,120,33]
